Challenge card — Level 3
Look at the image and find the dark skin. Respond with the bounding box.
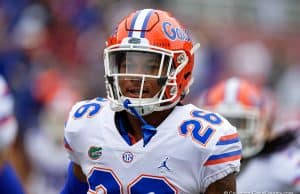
[205,173,237,194]
[71,52,237,193]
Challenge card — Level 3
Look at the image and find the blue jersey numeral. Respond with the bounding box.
[88,168,177,193]
[130,175,177,193]
[180,120,215,145]
[179,110,222,145]
[88,168,122,193]
[73,102,101,119]
[192,110,222,125]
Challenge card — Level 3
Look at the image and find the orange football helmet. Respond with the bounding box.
[199,77,273,158]
[104,9,199,115]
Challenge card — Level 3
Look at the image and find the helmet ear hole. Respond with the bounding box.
[176,53,186,64]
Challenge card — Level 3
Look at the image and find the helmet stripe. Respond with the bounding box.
[140,10,153,38]
[224,78,240,104]
[131,9,153,38]
[128,10,140,37]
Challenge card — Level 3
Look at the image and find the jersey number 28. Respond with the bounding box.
[88,167,177,193]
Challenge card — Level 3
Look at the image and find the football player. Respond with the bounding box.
[0,75,25,193]
[61,9,242,194]
[198,77,300,192]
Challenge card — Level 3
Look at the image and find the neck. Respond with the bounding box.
[125,108,174,141]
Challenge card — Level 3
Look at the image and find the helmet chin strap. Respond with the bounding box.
[123,99,156,147]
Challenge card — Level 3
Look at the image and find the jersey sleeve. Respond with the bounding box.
[63,101,88,165]
[200,117,242,192]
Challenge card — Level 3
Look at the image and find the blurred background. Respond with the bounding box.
[0,0,299,193]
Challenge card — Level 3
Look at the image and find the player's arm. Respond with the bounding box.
[60,162,88,194]
[61,101,91,194]
[204,173,236,194]
[73,163,87,182]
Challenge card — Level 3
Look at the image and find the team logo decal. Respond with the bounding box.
[122,151,134,163]
[88,146,102,160]
[162,21,191,41]
[128,37,141,44]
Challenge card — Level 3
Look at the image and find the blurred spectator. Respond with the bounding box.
[274,63,300,135]
[226,41,272,86]
[0,75,25,194]
[25,68,80,194]
[237,122,300,192]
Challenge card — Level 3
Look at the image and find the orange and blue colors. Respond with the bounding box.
[204,150,242,166]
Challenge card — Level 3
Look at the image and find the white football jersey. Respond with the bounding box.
[238,140,300,193]
[64,98,242,193]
